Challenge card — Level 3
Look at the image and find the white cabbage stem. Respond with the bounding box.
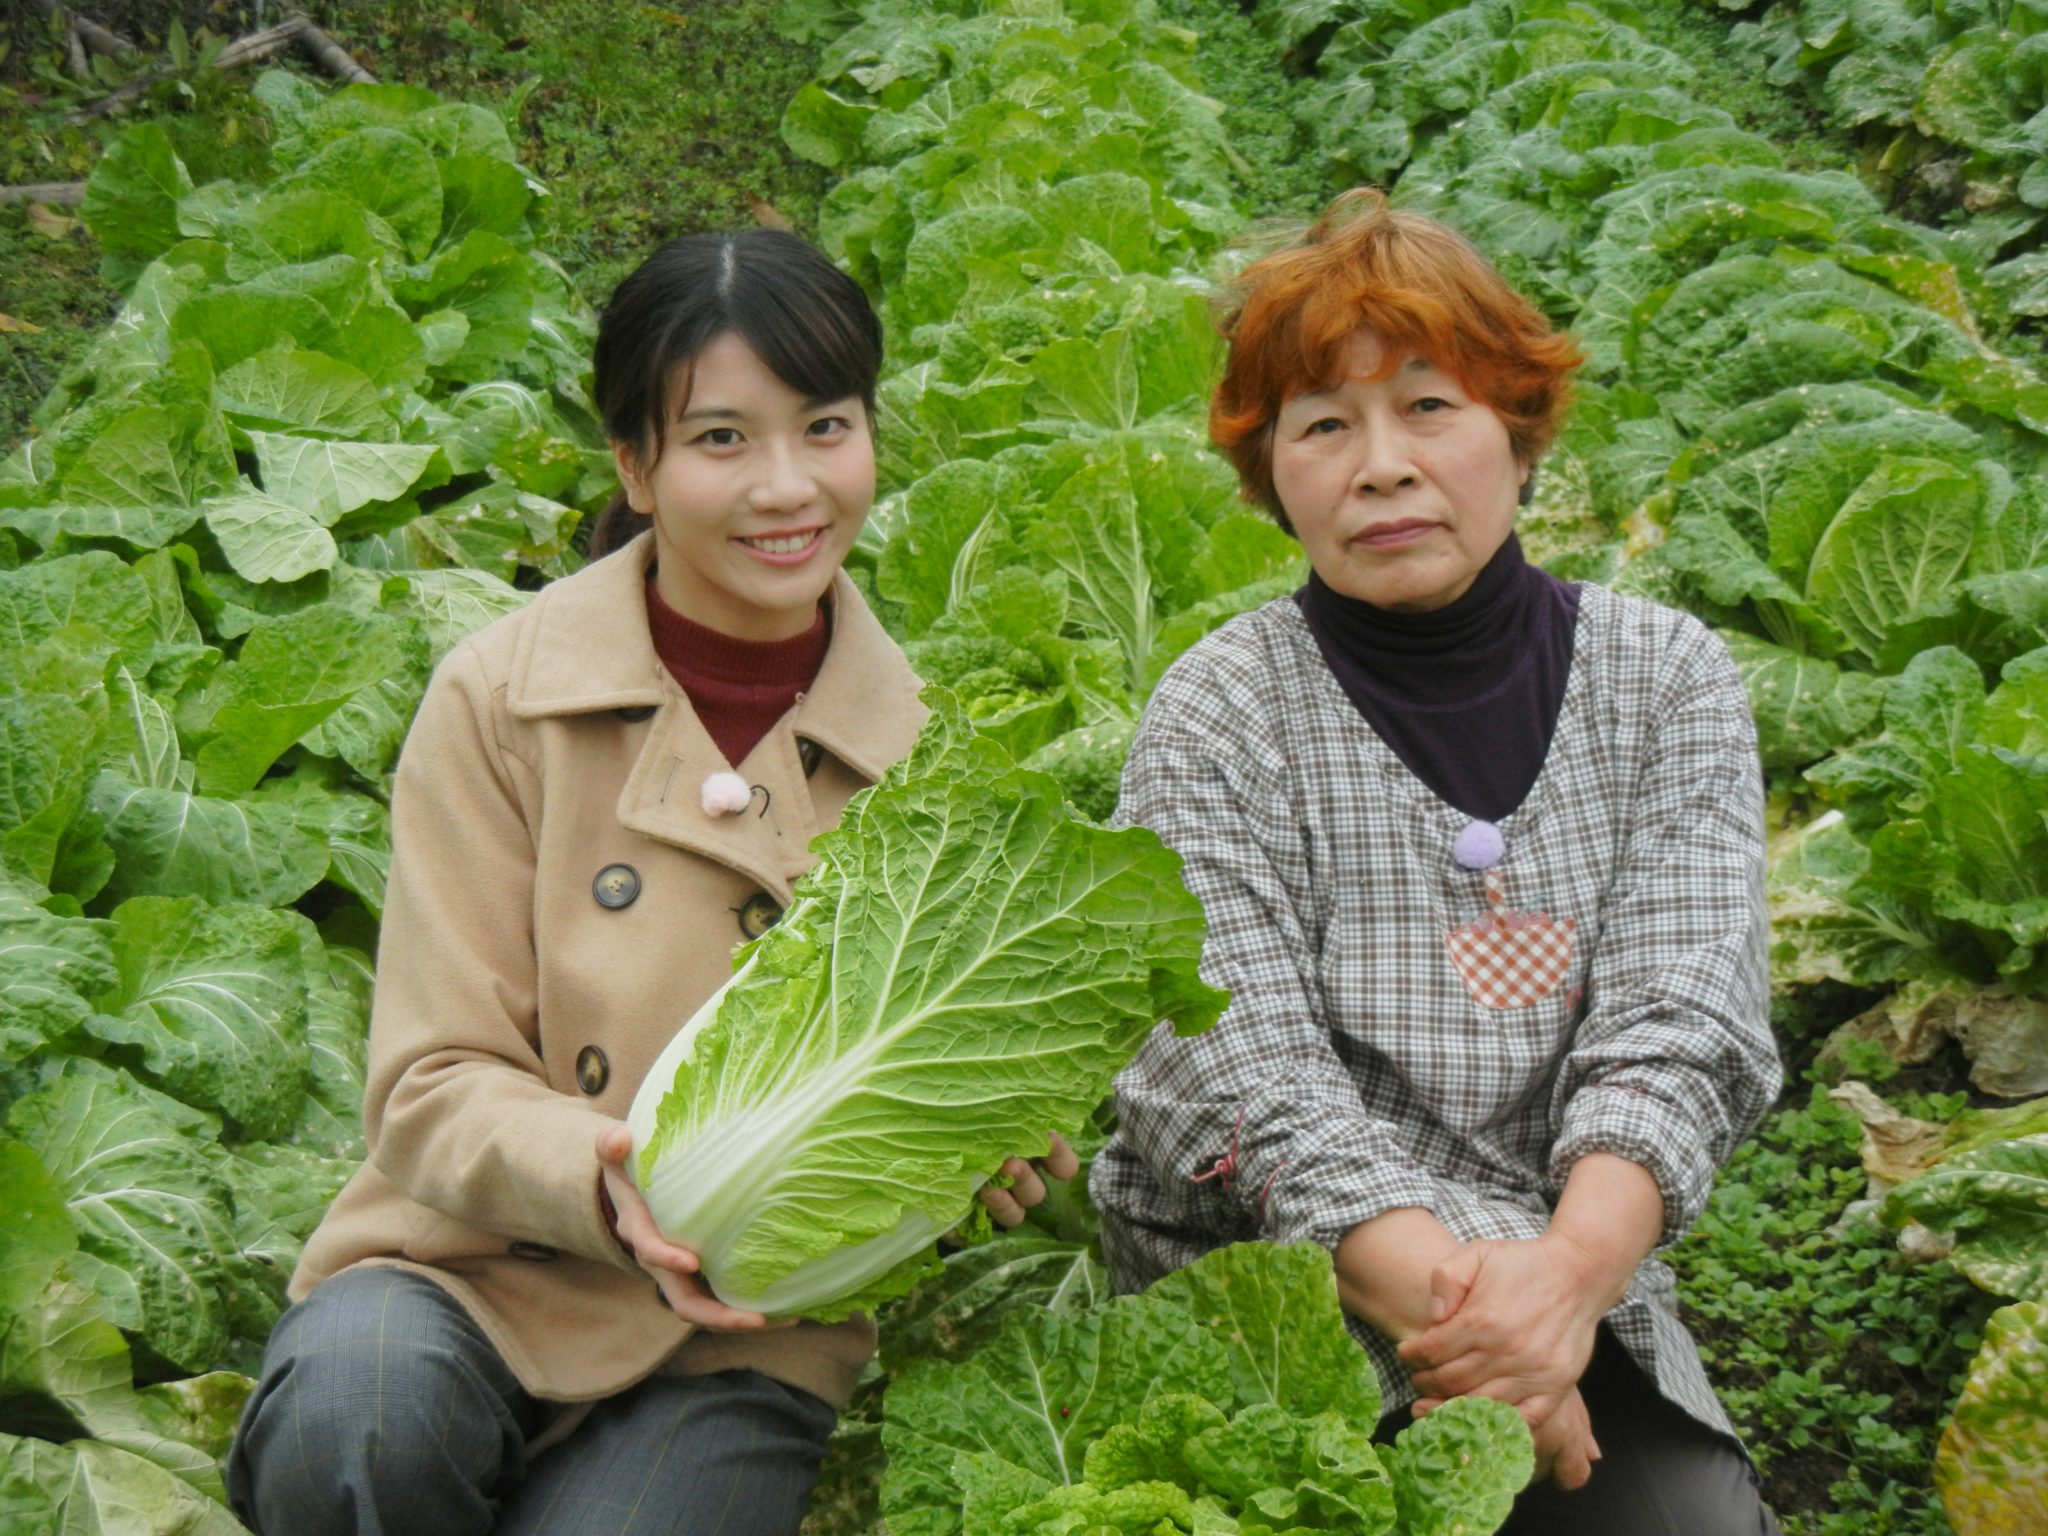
[624,906,980,1316]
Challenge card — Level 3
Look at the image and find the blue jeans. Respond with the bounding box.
[227,1268,837,1536]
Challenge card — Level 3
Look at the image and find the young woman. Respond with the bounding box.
[1091,190,1784,1534]
[228,230,1074,1536]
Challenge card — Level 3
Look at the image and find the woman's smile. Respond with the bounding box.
[734,527,828,563]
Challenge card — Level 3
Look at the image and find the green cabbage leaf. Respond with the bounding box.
[880,1241,1532,1536]
[627,691,1226,1320]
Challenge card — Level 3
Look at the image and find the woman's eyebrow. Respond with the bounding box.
[678,395,853,421]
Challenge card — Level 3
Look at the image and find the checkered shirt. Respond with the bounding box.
[1090,584,1780,1435]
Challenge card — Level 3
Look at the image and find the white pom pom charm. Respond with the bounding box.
[701,771,753,817]
[1453,819,1506,871]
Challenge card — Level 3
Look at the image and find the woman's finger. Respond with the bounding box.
[1042,1132,1080,1180]
[1555,1408,1597,1490]
[1403,1352,1494,1400]
[615,1192,701,1273]
[1399,1295,1505,1371]
[656,1272,772,1332]
[1398,1316,1500,1372]
[1002,1157,1048,1210]
[1427,1245,1480,1324]
[1511,1388,1565,1429]
[596,1122,633,1169]
[977,1183,1027,1228]
[620,1217,701,1275]
[1551,1439,1593,1492]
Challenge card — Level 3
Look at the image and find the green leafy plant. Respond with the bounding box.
[881,1241,1532,1536]
[1720,0,2048,309]
[1669,1083,1997,1533]
[783,0,1308,811]
[627,691,1226,1320]
[1882,1134,2048,1529]
[1806,646,2048,995]
[0,69,596,1529]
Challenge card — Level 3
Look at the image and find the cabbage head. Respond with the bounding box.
[626,692,1225,1320]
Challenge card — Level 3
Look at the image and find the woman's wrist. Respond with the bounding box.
[1334,1207,1463,1343]
[1544,1153,1663,1311]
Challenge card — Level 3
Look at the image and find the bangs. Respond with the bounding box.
[737,279,879,412]
[1263,281,1477,404]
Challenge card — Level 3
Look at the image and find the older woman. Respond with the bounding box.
[1091,190,1783,1534]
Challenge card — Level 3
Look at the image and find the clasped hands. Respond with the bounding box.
[1394,1233,1612,1491]
[595,1122,1078,1333]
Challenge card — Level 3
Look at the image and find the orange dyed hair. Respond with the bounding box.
[1210,188,1583,529]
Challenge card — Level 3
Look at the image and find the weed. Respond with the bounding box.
[0,206,116,451]
[0,1,827,447]
[1155,0,1328,221]
[1671,1079,1995,1534]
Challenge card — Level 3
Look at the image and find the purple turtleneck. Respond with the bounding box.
[1295,533,1580,823]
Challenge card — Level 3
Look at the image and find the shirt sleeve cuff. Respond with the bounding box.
[504,1099,648,1274]
[1248,1119,1450,1252]
[1549,1084,1715,1247]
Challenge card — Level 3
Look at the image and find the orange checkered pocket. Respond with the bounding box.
[1445,869,1576,1010]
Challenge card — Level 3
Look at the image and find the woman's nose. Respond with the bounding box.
[1351,426,1419,495]
[748,444,816,510]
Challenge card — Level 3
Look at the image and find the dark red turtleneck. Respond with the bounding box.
[643,579,828,767]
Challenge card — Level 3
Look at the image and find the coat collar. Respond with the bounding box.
[505,532,927,894]
[505,531,671,719]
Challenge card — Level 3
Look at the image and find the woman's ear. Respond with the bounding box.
[610,440,652,515]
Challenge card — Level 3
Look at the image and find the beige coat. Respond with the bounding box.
[292,531,928,1412]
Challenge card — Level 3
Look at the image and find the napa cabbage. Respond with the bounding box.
[626,692,1226,1320]
[880,1241,1533,1536]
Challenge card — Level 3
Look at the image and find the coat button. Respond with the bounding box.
[593,863,641,909]
[797,738,823,778]
[575,1046,609,1095]
[614,705,656,722]
[738,893,783,940]
[508,1241,559,1261]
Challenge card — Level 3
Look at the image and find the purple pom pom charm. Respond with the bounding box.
[1453,819,1506,871]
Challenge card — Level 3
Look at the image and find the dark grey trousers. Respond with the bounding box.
[1379,1324,1782,1536]
[227,1267,837,1536]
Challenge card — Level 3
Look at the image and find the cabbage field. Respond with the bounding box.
[3,0,2048,1531]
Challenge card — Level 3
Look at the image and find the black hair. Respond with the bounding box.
[585,229,884,558]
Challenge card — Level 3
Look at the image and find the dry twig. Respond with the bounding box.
[0,182,89,207]
[31,0,137,59]
[64,10,378,123]
[286,10,376,86]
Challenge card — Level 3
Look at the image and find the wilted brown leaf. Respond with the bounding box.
[747,194,794,232]
[1829,1081,1947,1194]
[26,201,80,239]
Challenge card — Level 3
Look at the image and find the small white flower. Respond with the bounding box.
[701,771,752,817]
